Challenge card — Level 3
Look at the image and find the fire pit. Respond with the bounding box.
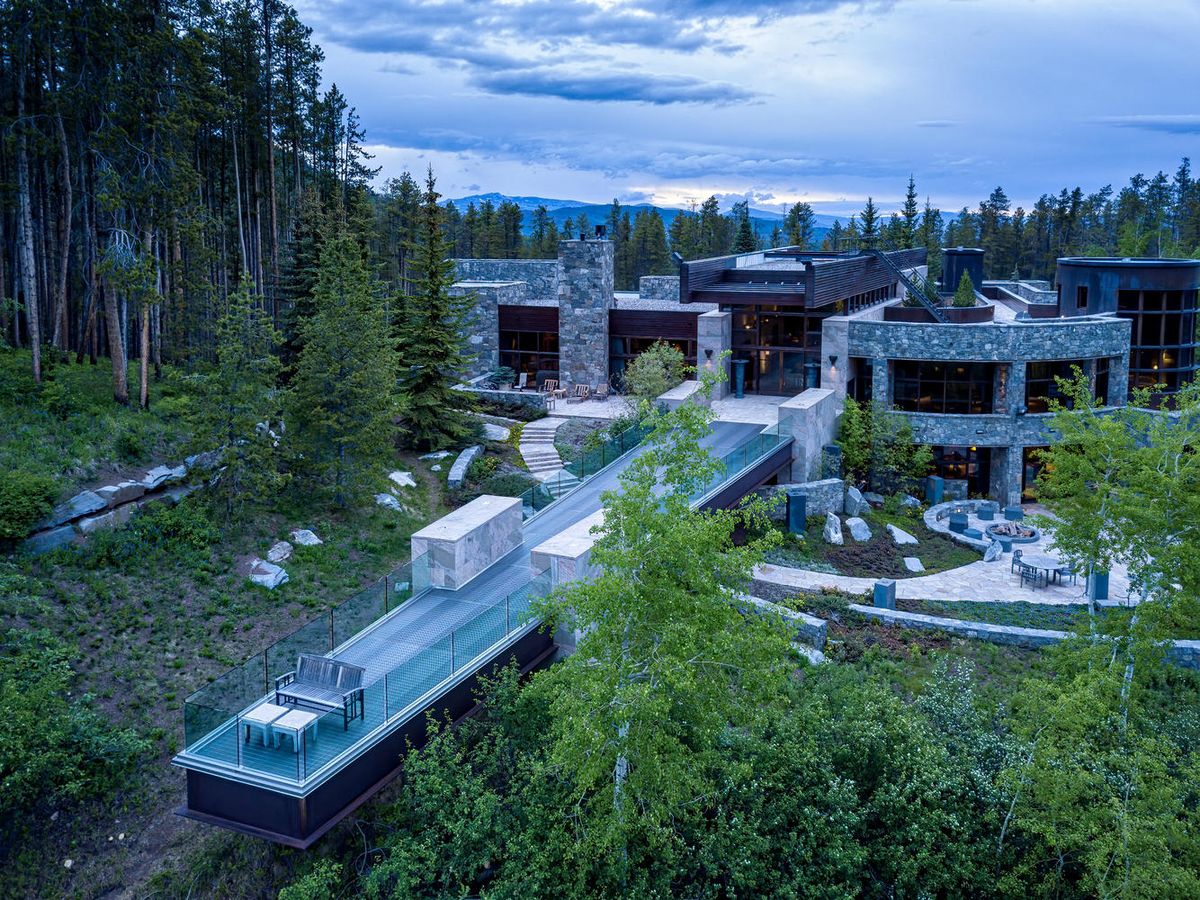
[985,521,1040,544]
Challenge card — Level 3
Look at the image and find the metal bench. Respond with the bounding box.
[274,653,366,730]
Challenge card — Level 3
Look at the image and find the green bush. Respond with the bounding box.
[952,271,977,308]
[0,470,59,541]
[481,472,540,498]
[467,454,501,483]
[39,379,75,420]
[114,420,148,463]
[88,498,218,568]
[0,629,148,827]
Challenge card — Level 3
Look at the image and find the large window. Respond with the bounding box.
[609,336,696,388]
[1117,288,1198,397]
[930,445,992,497]
[726,304,830,395]
[499,328,558,379]
[1025,358,1111,413]
[891,361,994,414]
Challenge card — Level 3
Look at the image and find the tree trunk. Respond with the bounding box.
[264,0,280,325]
[232,126,249,274]
[15,52,43,384]
[52,112,72,351]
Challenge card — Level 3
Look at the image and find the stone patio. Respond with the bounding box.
[711,395,789,425]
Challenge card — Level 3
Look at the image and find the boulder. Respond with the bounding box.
[184,449,221,472]
[863,491,886,508]
[375,493,404,512]
[96,480,146,508]
[899,494,922,510]
[983,540,1004,563]
[267,541,293,563]
[903,557,925,573]
[448,445,483,489]
[43,490,106,527]
[138,484,195,510]
[20,525,77,555]
[844,486,869,516]
[388,470,416,489]
[482,423,511,442]
[75,504,135,534]
[431,464,443,472]
[420,450,452,460]
[290,529,323,546]
[886,523,919,546]
[822,512,843,546]
[247,558,288,589]
[846,516,872,542]
[141,464,186,490]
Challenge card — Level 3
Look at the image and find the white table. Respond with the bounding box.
[273,708,319,754]
[242,702,288,747]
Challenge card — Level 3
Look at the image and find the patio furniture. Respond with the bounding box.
[540,379,558,395]
[963,527,983,540]
[593,382,610,402]
[515,372,528,391]
[566,384,590,404]
[275,654,366,730]
[243,702,288,746]
[1057,566,1078,586]
[977,506,995,522]
[545,395,556,411]
[1010,549,1023,573]
[1018,563,1046,589]
[272,708,319,754]
[1020,552,1066,586]
[948,512,968,534]
[1003,505,1024,521]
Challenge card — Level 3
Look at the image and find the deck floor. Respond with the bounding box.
[185,420,765,783]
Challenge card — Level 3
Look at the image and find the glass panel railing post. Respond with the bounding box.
[236,714,242,768]
[450,631,456,674]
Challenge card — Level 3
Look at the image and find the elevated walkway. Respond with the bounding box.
[175,418,787,847]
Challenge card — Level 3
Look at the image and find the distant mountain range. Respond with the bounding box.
[447,192,842,242]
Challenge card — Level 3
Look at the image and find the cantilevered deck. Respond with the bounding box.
[174,419,787,845]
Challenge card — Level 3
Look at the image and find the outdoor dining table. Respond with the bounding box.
[1020,552,1068,584]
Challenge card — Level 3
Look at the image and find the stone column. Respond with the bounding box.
[1109,351,1130,406]
[989,446,1024,507]
[819,316,850,396]
[778,388,839,482]
[1009,360,1028,413]
[697,310,732,398]
[870,357,890,406]
[557,240,613,387]
[993,363,1010,414]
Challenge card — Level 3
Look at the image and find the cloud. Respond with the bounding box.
[916,119,958,128]
[1091,114,1200,135]
[471,67,760,105]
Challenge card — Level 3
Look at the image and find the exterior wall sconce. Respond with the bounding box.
[705,348,714,360]
[828,354,838,368]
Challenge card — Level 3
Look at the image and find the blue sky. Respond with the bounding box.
[296,0,1200,215]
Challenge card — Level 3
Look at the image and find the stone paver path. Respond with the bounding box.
[519,418,580,498]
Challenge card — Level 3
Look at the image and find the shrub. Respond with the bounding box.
[39,379,75,420]
[114,420,149,463]
[624,340,687,404]
[952,271,976,308]
[88,498,218,568]
[0,629,148,827]
[466,454,501,483]
[481,472,540,498]
[0,470,59,541]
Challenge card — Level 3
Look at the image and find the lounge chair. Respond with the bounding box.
[566,384,590,404]
[515,372,528,391]
[593,383,610,402]
[540,378,558,395]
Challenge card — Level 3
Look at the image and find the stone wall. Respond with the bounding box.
[450,281,527,376]
[453,259,558,301]
[755,477,844,520]
[557,240,614,387]
[637,275,680,302]
[411,495,523,590]
[777,388,840,483]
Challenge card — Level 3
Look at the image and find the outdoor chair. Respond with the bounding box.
[566,384,590,404]
[1009,549,1023,574]
[1057,566,1078,586]
[593,383,610,402]
[275,653,366,730]
[1018,564,1045,590]
[515,372,528,391]
[540,378,558,395]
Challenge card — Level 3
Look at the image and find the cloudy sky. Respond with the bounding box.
[296,0,1200,215]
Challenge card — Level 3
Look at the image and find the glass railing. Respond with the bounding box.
[689,423,789,505]
[182,566,553,783]
[518,418,654,517]
[182,552,429,750]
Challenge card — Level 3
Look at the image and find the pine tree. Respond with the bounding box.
[733,202,756,253]
[784,201,816,249]
[281,186,329,372]
[288,231,396,506]
[196,276,286,522]
[901,176,920,248]
[397,169,477,451]
[952,271,976,307]
[860,197,880,244]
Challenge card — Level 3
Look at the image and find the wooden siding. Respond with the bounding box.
[499,305,558,332]
[610,309,699,341]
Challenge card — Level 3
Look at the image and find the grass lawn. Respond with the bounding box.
[762,505,979,579]
[1,446,452,897]
[0,349,197,498]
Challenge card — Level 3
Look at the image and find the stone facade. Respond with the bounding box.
[557,240,614,387]
[756,477,844,520]
[637,275,680,302]
[778,388,840,483]
[449,281,526,376]
[453,258,558,301]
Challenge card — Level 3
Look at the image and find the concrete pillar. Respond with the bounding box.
[557,240,613,387]
[530,511,604,652]
[778,388,839,482]
[819,316,850,397]
[697,310,732,398]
